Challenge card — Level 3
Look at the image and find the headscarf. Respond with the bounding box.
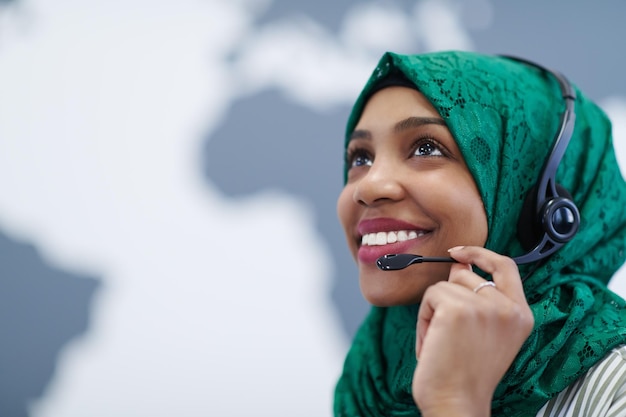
[334,51,626,417]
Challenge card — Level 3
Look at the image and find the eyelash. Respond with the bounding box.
[411,136,447,158]
[345,136,447,169]
[345,148,372,169]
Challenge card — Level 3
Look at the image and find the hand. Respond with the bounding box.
[412,246,534,417]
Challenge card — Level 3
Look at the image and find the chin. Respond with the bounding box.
[364,296,418,307]
[358,263,451,307]
[360,280,424,307]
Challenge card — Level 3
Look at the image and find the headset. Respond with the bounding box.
[502,56,581,264]
[377,56,582,272]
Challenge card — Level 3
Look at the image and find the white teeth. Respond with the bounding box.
[360,230,427,246]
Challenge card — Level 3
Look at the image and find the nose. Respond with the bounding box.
[353,161,405,206]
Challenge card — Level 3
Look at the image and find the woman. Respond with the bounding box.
[334,51,626,417]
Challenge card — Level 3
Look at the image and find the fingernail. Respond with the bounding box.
[448,246,465,252]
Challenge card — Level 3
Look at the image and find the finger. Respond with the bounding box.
[416,281,476,357]
[447,246,525,305]
[447,262,488,289]
[446,263,502,302]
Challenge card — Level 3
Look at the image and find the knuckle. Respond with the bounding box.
[489,253,517,273]
[504,304,535,334]
[495,302,525,322]
[500,256,518,270]
[422,281,446,299]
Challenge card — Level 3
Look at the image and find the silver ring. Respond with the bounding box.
[473,281,496,293]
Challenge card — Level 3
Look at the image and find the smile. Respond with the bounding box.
[361,230,428,246]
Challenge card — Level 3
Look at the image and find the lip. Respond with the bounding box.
[357,218,429,236]
[356,218,432,265]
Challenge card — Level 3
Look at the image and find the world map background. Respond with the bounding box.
[1,0,626,416]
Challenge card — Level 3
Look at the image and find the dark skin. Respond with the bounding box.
[414,245,533,417]
[338,87,534,416]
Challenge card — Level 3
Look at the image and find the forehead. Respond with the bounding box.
[355,87,442,129]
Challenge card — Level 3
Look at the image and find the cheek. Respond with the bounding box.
[337,186,357,249]
[451,180,488,244]
[421,170,488,244]
[336,187,350,225]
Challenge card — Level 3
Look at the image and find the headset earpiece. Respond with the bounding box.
[541,192,579,244]
[517,184,580,254]
[500,55,580,265]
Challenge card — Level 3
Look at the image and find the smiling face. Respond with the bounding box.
[337,86,488,306]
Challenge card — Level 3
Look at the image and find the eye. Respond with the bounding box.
[346,148,373,169]
[413,138,445,157]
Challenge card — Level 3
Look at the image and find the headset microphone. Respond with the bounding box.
[377,254,457,270]
[377,56,581,270]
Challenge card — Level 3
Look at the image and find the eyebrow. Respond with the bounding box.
[349,116,447,141]
[394,116,447,133]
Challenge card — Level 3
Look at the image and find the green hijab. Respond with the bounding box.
[335,51,626,416]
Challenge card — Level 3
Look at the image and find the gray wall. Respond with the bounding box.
[1,1,625,416]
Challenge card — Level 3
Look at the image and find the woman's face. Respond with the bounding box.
[337,86,488,306]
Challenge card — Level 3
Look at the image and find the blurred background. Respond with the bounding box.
[1,0,625,416]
